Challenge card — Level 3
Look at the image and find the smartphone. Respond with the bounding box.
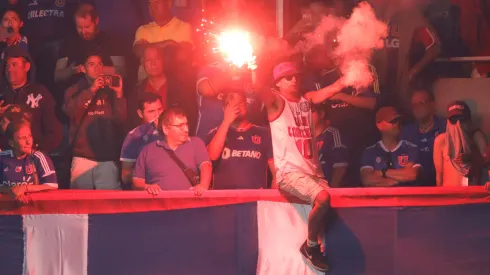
[102,75,121,87]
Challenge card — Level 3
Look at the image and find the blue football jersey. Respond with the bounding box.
[316,127,349,183]
[0,150,57,188]
[361,140,421,186]
[120,122,163,162]
[206,124,273,189]
[400,116,446,185]
[195,63,265,140]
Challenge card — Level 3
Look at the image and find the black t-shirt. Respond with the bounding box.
[59,31,115,66]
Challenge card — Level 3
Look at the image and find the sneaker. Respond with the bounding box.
[300,240,329,272]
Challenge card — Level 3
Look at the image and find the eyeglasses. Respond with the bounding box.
[166,123,188,130]
[283,75,297,81]
[449,116,468,125]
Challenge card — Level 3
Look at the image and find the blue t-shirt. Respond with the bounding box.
[361,140,421,186]
[302,66,379,149]
[401,116,446,186]
[120,122,163,162]
[195,62,265,140]
[205,124,273,189]
[0,150,57,188]
[133,137,210,190]
[316,127,349,183]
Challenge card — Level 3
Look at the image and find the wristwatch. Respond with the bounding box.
[381,168,388,178]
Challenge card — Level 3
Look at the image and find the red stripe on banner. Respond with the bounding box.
[0,187,489,215]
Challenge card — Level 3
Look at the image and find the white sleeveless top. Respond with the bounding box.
[269,95,323,182]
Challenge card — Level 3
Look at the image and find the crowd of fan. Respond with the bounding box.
[0,0,489,202]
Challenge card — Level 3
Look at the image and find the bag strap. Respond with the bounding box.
[69,89,102,151]
[164,148,190,173]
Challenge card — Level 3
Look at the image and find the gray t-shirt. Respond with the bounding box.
[133,137,210,190]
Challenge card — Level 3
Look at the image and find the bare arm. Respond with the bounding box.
[304,79,344,104]
[268,161,277,189]
[330,166,348,188]
[433,136,444,187]
[408,42,441,81]
[207,103,240,160]
[199,162,213,189]
[131,177,147,190]
[330,92,376,110]
[121,161,135,187]
[360,168,398,187]
[384,163,420,182]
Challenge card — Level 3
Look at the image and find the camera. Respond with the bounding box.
[101,75,121,88]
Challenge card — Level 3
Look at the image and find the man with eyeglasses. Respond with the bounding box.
[401,90,446,186]
[433,101,489,187]
[132,107,212,196]
[360,106,421,187]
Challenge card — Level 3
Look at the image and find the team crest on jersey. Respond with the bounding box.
[29,0,39,6]
[25,164,35,175]
[398,155,408,166]
[15,166,22,173]
[316,141,323,150]
[251,135,261,144]
[217,93,224,100]
[26,93,43,108]
[376,157,381,163]
[299,101,310,112]
[55,0,66,8]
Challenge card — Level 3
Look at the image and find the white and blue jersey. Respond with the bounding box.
[195,63,266,140]
[361,140,421,186]
[120,122,163,162]
[204,124,273,189]
[316,127,348,183]
[0,150,57,188]
[401,116,446,186]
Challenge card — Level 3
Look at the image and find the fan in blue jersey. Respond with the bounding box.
[401,90,446,186]
[120,92,164,188]
[302,44,380,187]
[361,106,421,187]
[0,121,57,203]
[312,105,348,187]
[206,92,275,189]
[195,62,266,140]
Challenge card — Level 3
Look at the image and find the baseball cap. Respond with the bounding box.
[376,106,401,123]
[273,62,299,82]
[447,100,471,119]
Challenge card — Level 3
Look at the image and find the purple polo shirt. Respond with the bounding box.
[133,137,210,190]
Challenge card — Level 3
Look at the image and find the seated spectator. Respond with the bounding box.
[55,3,126,88]
[0,46,62,153]
[132,107,212,195]
[63,52,126,190]
[120,92,164,188]
[401,89,446,186]
[433,101,489,187]
[0,121,58,203]
[128,44,167,128]
[0,104,31,150]
[133,0,193,80]
[196,62,266,141]
[303,44,379,187]
[1,8,28,62]
[361,106,421,187]
[311,104,348,187]
[206,92,275,189]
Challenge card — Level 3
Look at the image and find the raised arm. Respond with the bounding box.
[304,79,344,104]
